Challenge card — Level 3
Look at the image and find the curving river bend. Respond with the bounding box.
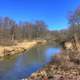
[0,44,61,80]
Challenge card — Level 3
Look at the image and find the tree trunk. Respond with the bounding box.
[74,33,80,52]
[11,34,15,41]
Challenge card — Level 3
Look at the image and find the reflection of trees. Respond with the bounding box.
[21,45,47,66]
[0,56,17,76]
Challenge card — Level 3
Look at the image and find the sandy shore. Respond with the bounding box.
[0,40,46,57]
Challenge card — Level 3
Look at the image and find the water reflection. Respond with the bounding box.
[45,47,61,62]
[0,45,61,80]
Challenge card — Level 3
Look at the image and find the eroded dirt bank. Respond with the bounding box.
[0,40,47,58]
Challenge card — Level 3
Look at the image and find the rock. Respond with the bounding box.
[31,73,38,77]
[64,41,73,50]
[40,70,47,76]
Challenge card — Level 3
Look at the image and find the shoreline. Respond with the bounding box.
[26,50,80,80]
[0,40,47,58]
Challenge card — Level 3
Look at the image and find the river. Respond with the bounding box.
[0,44,61,80]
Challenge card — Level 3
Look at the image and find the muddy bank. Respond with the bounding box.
[0,40,47,58]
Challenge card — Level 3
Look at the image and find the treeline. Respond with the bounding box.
[64,6,80,41]
[0,6,80,46]
[50,6,80,43]
[0,17,48,41]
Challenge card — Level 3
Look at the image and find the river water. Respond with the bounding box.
[0,44,61,80]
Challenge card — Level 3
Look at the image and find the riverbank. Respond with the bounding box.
[26,50,80,80]
[0,40,47,58]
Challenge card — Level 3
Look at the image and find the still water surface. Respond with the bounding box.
[0,45,61,80]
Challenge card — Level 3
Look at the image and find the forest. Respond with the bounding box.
[0,6,80,46]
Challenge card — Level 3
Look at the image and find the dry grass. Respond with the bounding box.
[0,40,47,57]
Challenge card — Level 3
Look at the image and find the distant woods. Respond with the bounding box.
[60,6,80,42]
[0,17,48,41]
[0,6,80,46]
[46,6,80,45]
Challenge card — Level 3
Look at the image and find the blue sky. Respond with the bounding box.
[0,0,80,30]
